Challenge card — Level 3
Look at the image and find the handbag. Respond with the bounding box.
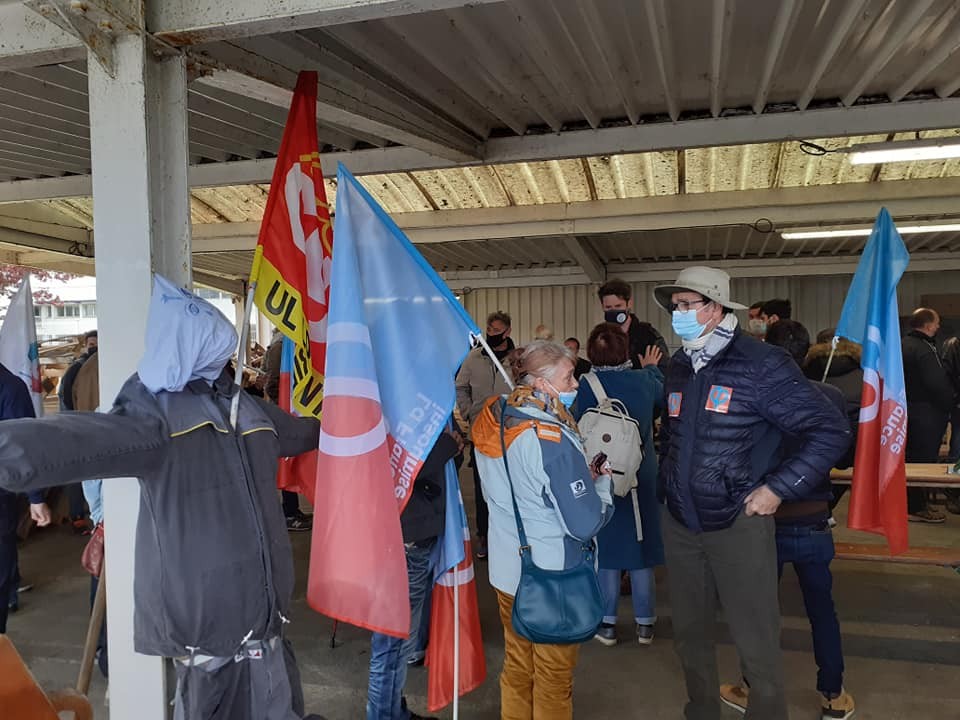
[499,405,604,644]
[81,523,105,578]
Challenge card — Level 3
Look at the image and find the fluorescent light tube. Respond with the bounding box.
[782,223,960,240]
[846,137,960,164]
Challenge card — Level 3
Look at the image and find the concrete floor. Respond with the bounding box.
[6,479,960,720]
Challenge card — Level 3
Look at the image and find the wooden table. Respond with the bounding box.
[831,463,960,488]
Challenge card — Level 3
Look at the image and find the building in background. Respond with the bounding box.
[22,276,248,342]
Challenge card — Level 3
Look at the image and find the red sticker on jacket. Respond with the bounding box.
[705,385,733,414]
[668,392,682,417]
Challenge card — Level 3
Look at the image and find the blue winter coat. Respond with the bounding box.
[575,367,665,570]
[659,330,851,533]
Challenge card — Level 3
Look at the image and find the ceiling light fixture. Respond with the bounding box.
[782,223,960,240]
[845,136,960,164]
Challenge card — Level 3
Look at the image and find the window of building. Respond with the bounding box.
[55,304,80,318]
[82,303,97,318]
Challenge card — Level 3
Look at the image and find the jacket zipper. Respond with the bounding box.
[214,389,275,637]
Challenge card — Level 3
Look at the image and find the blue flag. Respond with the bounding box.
[308,163,481,639]
[835,207,910,554]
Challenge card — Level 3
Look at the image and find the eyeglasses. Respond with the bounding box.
[667,299,711,313]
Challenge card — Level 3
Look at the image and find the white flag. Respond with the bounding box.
[0,276,43,416]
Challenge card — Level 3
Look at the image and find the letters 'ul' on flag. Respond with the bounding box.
[0,276,43,417]
[835,207,910,554]
[307,163,480,642]
[426,461,486,711]
[276,336,317,506]
[249,70,332,420]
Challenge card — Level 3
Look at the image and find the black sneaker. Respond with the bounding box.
[409,713,438,720]
[636,623,655,645]
[286,514,312,532]
[407,651,425,667]
[594,622,617,646]
[475,537,488,559]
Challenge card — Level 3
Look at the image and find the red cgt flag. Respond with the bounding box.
[250,70,332,423]
[248,71,331,502]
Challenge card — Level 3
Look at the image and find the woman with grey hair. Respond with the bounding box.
[471,340,614,720]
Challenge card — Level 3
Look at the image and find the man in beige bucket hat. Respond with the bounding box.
[653,267,851,720]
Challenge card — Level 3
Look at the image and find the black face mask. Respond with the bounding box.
[487,332,506,347]
[604,309,629,325]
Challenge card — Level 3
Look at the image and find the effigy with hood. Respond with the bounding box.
[0,275,322,720]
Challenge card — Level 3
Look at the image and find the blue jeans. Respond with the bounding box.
[598,567,656,625]
[776,524,844,696]
[366,543,434,720]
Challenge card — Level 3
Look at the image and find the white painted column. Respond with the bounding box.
[88,27,191,720]
[257,309,273,348]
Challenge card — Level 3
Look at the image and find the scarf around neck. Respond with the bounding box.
[507,385,580,438]
[684,313,739,373]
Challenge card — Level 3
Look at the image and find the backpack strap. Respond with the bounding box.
[582,372,609,405]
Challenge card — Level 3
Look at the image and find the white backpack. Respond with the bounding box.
[578,372,643,498]
[578,372,646,541]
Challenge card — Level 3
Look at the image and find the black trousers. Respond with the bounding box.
[905,407,948,513]
[0,491,18,634]
[470,449,488,539]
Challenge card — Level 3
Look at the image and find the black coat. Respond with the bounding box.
[804,341,862,468]
[902,330,953,416]
[659,330,851,532]
[627,314,670,371]
[401,432,459,545]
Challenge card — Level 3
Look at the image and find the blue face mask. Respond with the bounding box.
[672,309,707,341]
[547,380,577,409]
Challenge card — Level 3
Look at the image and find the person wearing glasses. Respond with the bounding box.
[654,267,850,720]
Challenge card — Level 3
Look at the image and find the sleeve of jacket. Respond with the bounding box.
[257,398,320,457]
[264,341,282,404]
[942,338,960,396]
[754,350,852,502]
[455,361,473,420]
[919,346,955,413]
[0,409,169,495]
[0,381,36,422]
[638,366,666,410]
[514,431,614,542]
[418,432,459,479]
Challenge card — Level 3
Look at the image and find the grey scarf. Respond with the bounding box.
[684,313,739,374]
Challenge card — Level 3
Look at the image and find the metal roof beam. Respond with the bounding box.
[441,252,960,288]
[562,235,605,283]
[178,176,960,251]
[842,0,937,107]
[0,4,83,71]
[9,95,960,201]
[150,0,504,45]
[195,65,479,162]
[752,0,800,114]
[797,0,869,110]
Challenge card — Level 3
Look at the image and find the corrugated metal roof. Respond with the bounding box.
[6,0,960,182]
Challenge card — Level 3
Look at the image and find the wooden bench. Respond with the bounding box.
[0,636,92,720]
[834,542,960,570]
[830,463,960,488]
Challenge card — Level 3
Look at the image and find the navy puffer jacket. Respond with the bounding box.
[659,329,851,533]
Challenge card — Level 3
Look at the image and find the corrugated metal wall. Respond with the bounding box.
[463,271,960,350]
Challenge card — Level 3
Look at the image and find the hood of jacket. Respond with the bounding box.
[804,340,861,380]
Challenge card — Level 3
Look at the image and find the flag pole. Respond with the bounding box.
[230,281,257,428]
[453,576,460,720]
[472,333,515,390]
[821,335,840,382]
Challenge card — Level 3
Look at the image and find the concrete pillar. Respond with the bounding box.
[88,25,191,720]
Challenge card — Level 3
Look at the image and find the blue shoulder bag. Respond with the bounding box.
[499,405,604,644]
